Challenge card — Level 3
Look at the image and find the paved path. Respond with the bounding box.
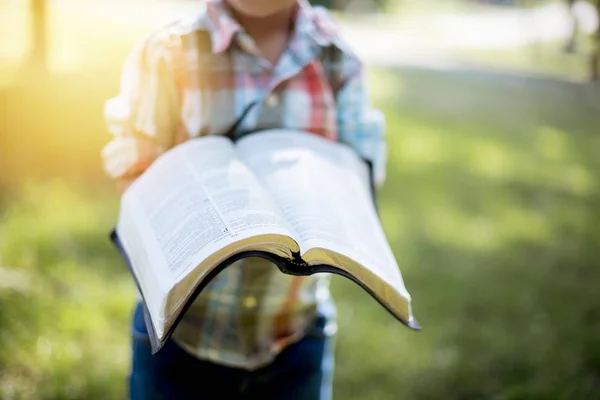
[338,2,599,69]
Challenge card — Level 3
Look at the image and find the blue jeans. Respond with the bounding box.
[129,302,335,400]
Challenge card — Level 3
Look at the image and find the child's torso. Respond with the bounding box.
[150,4,356,368]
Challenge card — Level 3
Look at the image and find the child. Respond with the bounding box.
[101,0,387,398]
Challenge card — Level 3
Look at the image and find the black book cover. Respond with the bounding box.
[109,158,419,355]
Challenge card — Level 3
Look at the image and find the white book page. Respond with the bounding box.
[117,136,296,336]
[237,130,410,298]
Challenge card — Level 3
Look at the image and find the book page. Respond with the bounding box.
[116,136,298,336]
[236,130,410,298]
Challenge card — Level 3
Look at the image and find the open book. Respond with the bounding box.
[110,129,420,354]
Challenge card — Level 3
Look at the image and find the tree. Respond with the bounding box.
[563,0,600,81]
[26,0,48,73]
[592,1,600,80]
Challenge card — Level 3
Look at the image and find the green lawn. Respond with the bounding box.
[452,37,598,82]
[1,62,600,399]
[2,1,600,398]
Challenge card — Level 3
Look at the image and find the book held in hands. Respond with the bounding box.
[110,129,420,354]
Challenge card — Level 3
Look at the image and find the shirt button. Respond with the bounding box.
[265,93,279,108]
[243,296,257,309]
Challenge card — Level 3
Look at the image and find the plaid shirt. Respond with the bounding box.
[102,0,387,369]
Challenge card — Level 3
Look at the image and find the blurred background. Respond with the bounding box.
[1,0,599,399]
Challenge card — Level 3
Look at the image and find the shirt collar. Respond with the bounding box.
[204,0,338,54]
[204,0,242,53]
[295,0,338,47]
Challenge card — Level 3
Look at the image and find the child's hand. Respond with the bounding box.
[102,135,164,195]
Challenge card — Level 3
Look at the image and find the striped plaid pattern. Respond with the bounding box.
[102,0,386,369]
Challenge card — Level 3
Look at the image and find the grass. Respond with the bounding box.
[453,38,598,82]
[1,2,600,399]
[2,63,600,398]
[0,183,131,399]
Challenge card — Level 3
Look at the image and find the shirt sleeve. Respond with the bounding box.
[101,36,181,182]
[335,66,388,188]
